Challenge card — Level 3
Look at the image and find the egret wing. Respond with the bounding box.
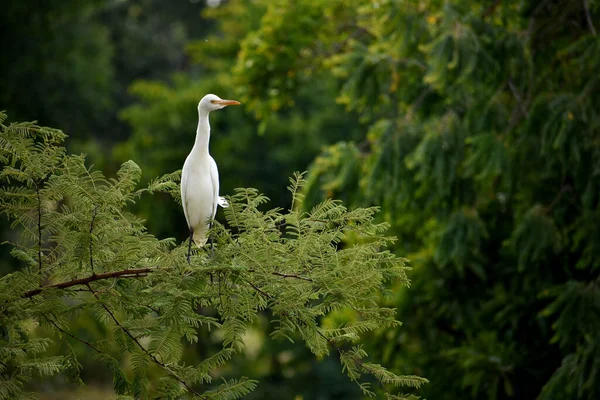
[180,160,190,226]
[209,156,220,220]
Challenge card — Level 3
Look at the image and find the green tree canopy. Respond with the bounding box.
[0,0,210,143]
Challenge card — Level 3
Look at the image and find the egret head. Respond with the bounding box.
[198,94,241,113]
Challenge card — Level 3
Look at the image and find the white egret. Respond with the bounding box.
[181,94,240,262]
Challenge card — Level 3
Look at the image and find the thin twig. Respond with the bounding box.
[544,185,572,214]
[316,330,391,396]
[527,0,550,46]
[271,272,314,282]
[144,304,161,314]
[245,279,273,299]
[246,269,314,282]
[508,78,529,117]
[218,272,224,311]
[405,87,432,121]
[89,205,98,274]
[87,284,202,397]
[20,268,155,299]
[583,0,597,36]
[35,182,42,274]
[482,0,501,19]
[44,315,101,354]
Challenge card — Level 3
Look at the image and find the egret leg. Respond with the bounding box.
[209,222,214,283]
[187,228,193,264]
[209,222,215,254]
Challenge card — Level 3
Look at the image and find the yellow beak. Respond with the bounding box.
[214,99,241,106]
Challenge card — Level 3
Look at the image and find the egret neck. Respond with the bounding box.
[193,109,211,155]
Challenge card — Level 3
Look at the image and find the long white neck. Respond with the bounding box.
[192,110,211,155]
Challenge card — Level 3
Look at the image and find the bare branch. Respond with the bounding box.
[20,268,155,299]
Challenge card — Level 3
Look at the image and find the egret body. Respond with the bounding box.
[181,94,240,260]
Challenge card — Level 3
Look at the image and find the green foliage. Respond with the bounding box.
[233,0,335,118]
[0,114,424,398]
[231,0,600,398]
[0,0,210,142]
[0,1,113,139]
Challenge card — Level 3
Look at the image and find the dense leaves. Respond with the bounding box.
[0,0,209,142]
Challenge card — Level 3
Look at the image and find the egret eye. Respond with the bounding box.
[210,100,216,104]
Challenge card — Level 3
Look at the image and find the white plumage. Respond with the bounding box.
[181,94,240,251]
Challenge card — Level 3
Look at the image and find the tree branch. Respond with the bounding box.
[271,272,314,282]
[248,269,314,282]
[244,279,273,299]
[89,205,98,274]
[87,284,202,398]
[44,315,102,354]
[20,268,155,299]
[35,182,42,274]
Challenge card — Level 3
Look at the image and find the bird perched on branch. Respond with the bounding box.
[181,94,240,262]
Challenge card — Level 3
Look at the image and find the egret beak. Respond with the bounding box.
[214,99,241,106]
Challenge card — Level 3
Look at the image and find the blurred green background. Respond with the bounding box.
[2,0,599,399]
